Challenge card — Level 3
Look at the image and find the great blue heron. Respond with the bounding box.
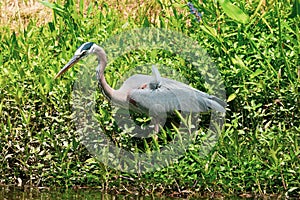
[55,42,226,132]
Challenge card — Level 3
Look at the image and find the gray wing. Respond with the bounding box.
[118,74,152,91]
[128,66,226,115]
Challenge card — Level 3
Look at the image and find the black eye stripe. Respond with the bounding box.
[79,51,87,58]
[81,42,94,51]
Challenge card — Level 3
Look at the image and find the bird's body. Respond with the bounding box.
[55,42,226,132]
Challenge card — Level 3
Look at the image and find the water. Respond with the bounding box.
[0,186,177,200]
[0,186,248,199]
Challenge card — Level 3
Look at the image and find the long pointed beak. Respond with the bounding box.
[55,56,80,79]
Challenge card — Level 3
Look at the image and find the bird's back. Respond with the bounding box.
[113,67,226,115]
[128,75,226,114]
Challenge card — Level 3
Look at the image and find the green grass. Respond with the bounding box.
[0,0,299,198]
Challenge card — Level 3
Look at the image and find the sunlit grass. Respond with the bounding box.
[0,0,299,198]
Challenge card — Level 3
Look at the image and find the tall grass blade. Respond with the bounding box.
[40,1,65,16]
[290,0,300,18]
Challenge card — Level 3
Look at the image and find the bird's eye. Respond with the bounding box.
[80,51,87,57]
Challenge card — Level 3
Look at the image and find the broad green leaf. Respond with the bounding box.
[250,69,263,79]
[218,0,249,24]
[227,93,237,102]
[199,25,219,43]
[231,55,247,69]
[85,158,97,164]
[200,25,217,38]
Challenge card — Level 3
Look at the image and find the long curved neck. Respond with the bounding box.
[94,45,115,99]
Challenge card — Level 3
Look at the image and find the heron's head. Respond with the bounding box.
[55,42,95,78]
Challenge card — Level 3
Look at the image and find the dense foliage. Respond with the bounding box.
[0,0,299,198]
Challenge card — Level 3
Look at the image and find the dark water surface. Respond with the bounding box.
[0,186,250,199]
[0,186,181,200]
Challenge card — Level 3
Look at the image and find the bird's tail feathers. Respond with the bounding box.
[194,90,227,113]
[210,96,227,108]
[207,99,226,113]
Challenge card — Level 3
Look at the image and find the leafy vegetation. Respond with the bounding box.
[0,0,299,198]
